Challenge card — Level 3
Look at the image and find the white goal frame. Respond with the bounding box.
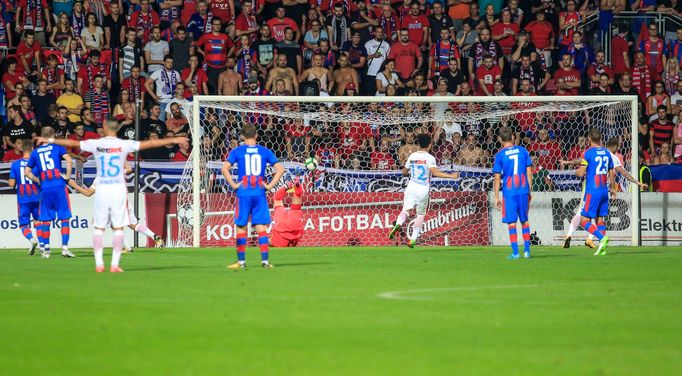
[190,95,640,248]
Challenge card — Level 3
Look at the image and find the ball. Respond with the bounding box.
[304,157,318,171]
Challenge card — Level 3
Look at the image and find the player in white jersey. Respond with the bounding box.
[37,119,187,272]
[67,164,165,253]
[388,133,460,248]
[562,137,647,248]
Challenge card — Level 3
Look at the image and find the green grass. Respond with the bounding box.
[1,245,681,375]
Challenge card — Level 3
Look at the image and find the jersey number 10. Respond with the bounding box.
[244,154,262,176]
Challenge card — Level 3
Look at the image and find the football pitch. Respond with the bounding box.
[1,245,681,375]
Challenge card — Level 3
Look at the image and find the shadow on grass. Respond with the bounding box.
[608,251,663,256]
[273,262,333,267]
[531,254,580,258]
[126,265,213,272]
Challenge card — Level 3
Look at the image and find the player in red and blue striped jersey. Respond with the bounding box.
[576,129,616,256]
[24,127,75,259]
[222,123,284,269]
[493,128,534,259]
[8,140,41,255]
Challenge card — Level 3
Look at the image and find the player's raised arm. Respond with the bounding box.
[35,136,81,149]
[138,137,189,151]
[429,167,460,179]
[62,153,73,181]
[67,179,95,197]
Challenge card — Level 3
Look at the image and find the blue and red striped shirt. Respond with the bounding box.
[26,144,68,189]
[9,158,40,204]
[581,147,614,195]
[493,145,532,197]
[226,144,278,197]
[197,32,232,69]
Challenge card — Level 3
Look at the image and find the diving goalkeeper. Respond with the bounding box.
[270,178,305,247]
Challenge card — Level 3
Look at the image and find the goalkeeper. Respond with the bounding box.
[270,178,305,247]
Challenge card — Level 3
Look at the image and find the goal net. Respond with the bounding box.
[175,96,639,248]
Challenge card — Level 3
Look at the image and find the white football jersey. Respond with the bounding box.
[405,151,437,187]
[80,137,140,186]
[608,150,623,169]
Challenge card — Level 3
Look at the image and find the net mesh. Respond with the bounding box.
[175,98,634,248]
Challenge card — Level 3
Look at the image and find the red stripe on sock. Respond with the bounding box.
[523,233,531,241]
[236,245,246,252]
[237,233,247,239]
[259,244,269,252]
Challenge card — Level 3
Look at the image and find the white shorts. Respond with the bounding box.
[402,183,430,215]
[92,187,130,229]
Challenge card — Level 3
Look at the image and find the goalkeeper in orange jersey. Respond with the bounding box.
[270,178,305,247]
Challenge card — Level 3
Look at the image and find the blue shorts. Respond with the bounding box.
[39,187,72,221]
[502,194,530,224]
[17,201,40,226]
[235,195,271,227]
[581,191,609,219]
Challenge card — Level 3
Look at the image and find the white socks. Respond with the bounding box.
[396,211,409,226]
[135,223,156,239]
[93,229,105,267]
[567,213,582,237]
[411,215,426,241]
[112,230,124,267]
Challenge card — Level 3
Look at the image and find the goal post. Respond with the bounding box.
[182,95,640,248]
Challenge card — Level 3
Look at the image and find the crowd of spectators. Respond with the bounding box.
[0,0,681,171]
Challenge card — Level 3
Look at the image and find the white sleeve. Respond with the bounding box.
[404,156,411,170]
[80,139,95,153]
[126,140,141,153]
[149,69,160,81]
[610,151,622,169]
[427,155,437,169]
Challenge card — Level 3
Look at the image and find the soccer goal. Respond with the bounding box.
[176,95,639,248]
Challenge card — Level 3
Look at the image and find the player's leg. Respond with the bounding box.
[593,194,611,256]
[108,192,130,272]
[407,191,430,248]
[228,197,251,269]
[389,189,415,239]
[37,193,56,258]
[92,227,106,272]
[18,203,38,255]
[57,187,75,257]
[502,196,521,259]
[252,195,273,267]
[518,194,532,258]
[579,194,605,249]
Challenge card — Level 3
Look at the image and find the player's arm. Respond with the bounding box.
[429,167,460,179]
[62,153,73,180]
[264,162,285,191]
[526,166,534,192]
[609,168,617,197]
[67,179,95,197]
[124,163,133,175]
[615,165,648,190]
[35,137,81,148]
[493,172,502,210]
[560,157,581,167]
[575,162,587,178]
[221,161,241,190]
[401,167,409,176]
[24,166,40,184]
[138,137,189,151]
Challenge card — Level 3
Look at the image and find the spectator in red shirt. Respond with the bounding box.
[235,1,259,44]
[525,11,555,68]
[130,0,161,45]
[639,23,667,81]
[2,58,30,101]
[631,51,652,103]
[77,50,111,95]
[491,9,519,58]
[15,0,52,46]
[42,54,65,97]
[121,66,147,104]
[209,0,236,37]
[475,55,502,96]
[370,139,396,170]
[198,17,234,94]
[171,142,192,162]
[67,123,100,161]
[378,4,399,42]
[388,28,422,81]
[182,54,210,96]
[338,121,374,158]
[527,127,562,170]
[611,23,630,76]
[587,50,614,90]
[2,142,23,163]
[553,53,582,95]
[16,30,42,78]
[267,6,300,42]
[400,2,429,51]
